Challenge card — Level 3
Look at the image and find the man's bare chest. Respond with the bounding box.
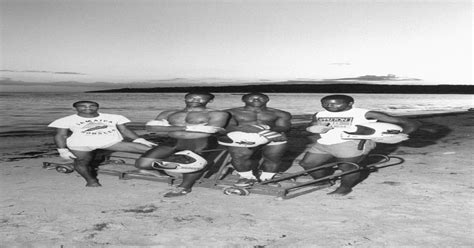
[168,111,211,125]
[233,110,278,122]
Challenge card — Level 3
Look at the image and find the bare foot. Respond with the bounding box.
[327,186,352,196]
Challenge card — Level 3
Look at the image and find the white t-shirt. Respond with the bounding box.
[48,113,130,147]
[315,108,374,145]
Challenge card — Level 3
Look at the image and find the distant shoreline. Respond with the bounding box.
[87,83,474,94]
[125,110,472,130]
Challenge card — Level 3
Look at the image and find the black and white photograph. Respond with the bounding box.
[1,0,472,247]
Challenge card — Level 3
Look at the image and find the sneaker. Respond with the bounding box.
[234,178,258,187]
[164,187,191,197]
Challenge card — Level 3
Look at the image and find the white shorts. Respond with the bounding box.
[67,139,123,152]
[306,140,376,158]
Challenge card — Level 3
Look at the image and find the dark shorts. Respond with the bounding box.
[306,140,376,158]
[173,136,218,153]
[143,136,218,159]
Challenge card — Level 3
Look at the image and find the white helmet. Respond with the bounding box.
[218,131,269,147]
[341,122,408,144]
[152,150,207,173]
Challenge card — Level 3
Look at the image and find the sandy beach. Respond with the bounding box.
[1,112,472,247]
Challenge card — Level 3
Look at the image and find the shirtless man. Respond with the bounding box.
[48,101,156,187]
[300,94,420,195]
[221,92,292,187]
[135,92,229,197]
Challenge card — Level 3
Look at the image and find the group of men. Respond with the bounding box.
[49,92,419,197]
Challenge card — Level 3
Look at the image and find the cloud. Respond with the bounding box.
[0,69,85,75]
[54,72,86,75]
[22,70,52,73]
[329,74,421,81]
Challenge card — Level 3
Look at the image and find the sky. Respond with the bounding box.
[1,0,472,86]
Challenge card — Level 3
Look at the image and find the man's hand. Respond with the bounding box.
[57,148,77,160]
[185,124,224,133]
[306,125,333,134]
[133,138,157,147]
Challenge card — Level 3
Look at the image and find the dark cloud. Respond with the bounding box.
[22,70,52,73]
[54,72,86,75]
[329,74,421,81]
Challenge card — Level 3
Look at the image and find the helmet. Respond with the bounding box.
[152,150,207,173]
[218,131,269,147]
[341,122,408,144]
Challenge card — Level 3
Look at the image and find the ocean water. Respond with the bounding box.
[0,92,472,137]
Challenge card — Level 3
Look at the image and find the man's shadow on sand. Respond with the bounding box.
[371,120,452,155]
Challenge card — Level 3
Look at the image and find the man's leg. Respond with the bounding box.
[226,146,259,186]
[328,140,376,195]
[328,155,366,195]
[103,141,154,172]
[105,141,151,154]
[259,143,287,181]
[173,138,211,190]
[179,171,204,189]
[299,152,334,179]
[134,146,176,170]
[70,150,101,187]
[164,138,210,197]
[163,170,205,197]
[227,146,255,172]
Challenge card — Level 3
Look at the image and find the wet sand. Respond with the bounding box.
[1,112,473,247]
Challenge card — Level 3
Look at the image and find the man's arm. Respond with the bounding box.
[309,113,318,126]
[146,110,187,132]
[306,113,333,134]
[222,109,241,132]
[118,124,157,147]
[272,111,292,133]
[117,124,141,140]
[366,111,421,134]
[53,128,77,159]
[53,128,69,149]
[207,111,230,131]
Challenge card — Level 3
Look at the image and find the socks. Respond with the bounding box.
[237,171,257,180]
[237,171,276,181]
[259,172,276,181]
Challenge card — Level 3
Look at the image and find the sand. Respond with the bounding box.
[1,112,473,247]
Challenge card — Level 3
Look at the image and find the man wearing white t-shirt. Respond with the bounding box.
[48,101,156,187]
[300,95,420,195]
